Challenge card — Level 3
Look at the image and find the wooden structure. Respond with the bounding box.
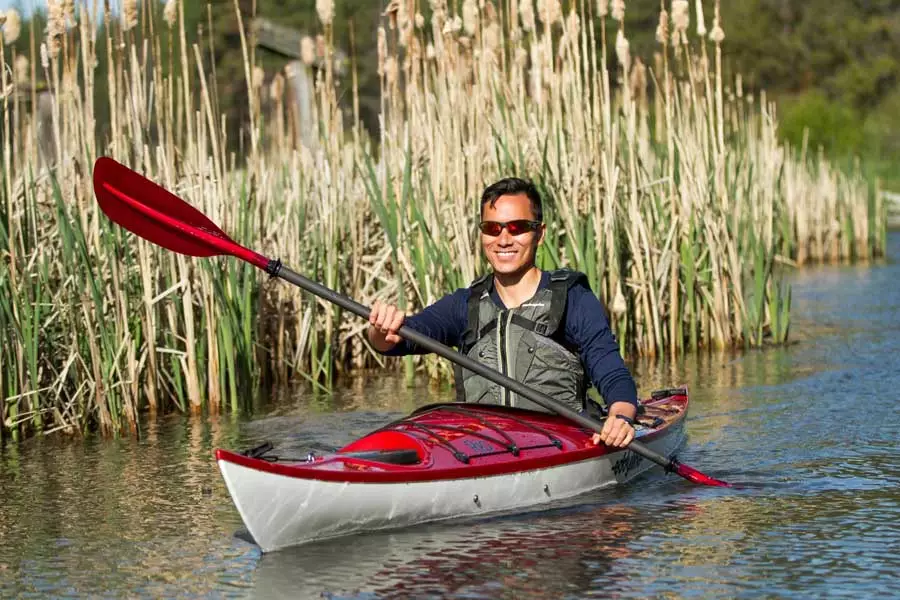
[252,17,347,148]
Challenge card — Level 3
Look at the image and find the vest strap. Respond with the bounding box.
[544,269,587,337]
[461,274,494,354]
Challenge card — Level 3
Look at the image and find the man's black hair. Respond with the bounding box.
[480,178,543,222]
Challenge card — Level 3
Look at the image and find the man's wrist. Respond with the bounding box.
[607,401,637,418]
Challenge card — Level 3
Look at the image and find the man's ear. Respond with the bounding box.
[537,223,546,246]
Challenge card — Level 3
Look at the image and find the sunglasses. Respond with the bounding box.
[479,219,543,236]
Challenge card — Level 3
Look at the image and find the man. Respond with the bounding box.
[367,178,637,448]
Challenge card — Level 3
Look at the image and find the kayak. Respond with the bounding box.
[216,387,689,552]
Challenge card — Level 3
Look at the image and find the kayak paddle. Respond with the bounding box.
[92,156,731,488]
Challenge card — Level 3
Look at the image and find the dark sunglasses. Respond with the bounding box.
[479,219,543,236]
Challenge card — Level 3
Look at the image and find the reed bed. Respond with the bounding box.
[0,0,885,439]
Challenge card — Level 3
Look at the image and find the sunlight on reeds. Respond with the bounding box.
[0,0,885,438]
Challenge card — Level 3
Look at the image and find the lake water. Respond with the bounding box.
[1,232,898,599]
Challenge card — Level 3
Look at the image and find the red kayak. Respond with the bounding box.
[217,387,689,552]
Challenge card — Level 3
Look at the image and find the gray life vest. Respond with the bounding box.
[454,269,589,413]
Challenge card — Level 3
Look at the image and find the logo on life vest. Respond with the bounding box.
[611,451,642,477]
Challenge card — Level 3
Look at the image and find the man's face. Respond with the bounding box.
[480,193,545,277]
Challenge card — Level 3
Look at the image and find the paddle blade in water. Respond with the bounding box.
[93,156,232,258]
[673,461,731,487]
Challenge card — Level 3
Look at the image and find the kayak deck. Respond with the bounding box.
[215,390,688,484]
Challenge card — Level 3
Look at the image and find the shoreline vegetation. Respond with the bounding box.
[0,0,887,440]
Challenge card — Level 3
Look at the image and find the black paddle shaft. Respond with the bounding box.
[272,262,679,472]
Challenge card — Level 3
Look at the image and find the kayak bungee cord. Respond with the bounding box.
[91,156,730,488]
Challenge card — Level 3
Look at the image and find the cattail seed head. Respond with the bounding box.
[163,0,178,28]
[537,0,562,27]
[610,0,625,22]
[252,66,264,90]
[597,0,608,18]
[4,9,21,44]
[462,0,478,36]
[514,46,528,66]
[484,22,501,53]
[377,27,387,76]
[710,0,724,43]
[611,283,627,316]
[695,0,707,37]
[446,15,463,34]
[383,0,399,30]
[269,72,284,101]
[483,1,498,23]
[656,9,669,44]
[122,0,138,31]
[45,0,64,58]
[519,0,536,32]
[316,0,334,27]
[396,0,409,32]
[615,28,630,70]
[629,56,646,99]
[671,0,689,33]
[300,36,315,65]
[566,10,580,38]
[384,56,398,87]
[415,13,425,29]
[40,42,49,69]
[14,54,28,83]
[425,43,436,59]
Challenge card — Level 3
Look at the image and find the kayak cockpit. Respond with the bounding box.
[346,403,566,465]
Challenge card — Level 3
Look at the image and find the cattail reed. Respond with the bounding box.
[611,0,625,22]
[462,0,479,36]
[300,36,315,66]
[316,0,334,27]
[3,9,20,44]
[163,0,178,29]
[520,0,536,33]
[537,0,562,27]
[671,0,689,44]
[0,0,882,440]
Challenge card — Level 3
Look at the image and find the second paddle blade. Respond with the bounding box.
[92,156,232,257]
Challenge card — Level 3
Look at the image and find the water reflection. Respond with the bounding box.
[0,232,898,598]
[253,503,652,599]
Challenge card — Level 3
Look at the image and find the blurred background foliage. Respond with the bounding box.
[6,0,899,187]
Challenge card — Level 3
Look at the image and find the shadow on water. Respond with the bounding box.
[1,233,899,598]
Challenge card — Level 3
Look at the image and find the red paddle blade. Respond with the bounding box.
[673,462,731,487]
[92,157,269,270]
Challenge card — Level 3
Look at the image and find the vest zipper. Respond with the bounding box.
[497,309,515,406]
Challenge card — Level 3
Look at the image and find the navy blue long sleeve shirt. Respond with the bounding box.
[383,271,638,409]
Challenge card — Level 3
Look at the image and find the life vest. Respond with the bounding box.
[454,269,589,413]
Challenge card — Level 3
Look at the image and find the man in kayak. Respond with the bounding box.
[367,178,638,449]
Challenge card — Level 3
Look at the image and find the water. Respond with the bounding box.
[1,232,898,599]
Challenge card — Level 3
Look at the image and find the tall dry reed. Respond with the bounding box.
[0,0,884,439]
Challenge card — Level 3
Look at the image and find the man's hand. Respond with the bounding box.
[367,300,405,352]
[592,404,637,448]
